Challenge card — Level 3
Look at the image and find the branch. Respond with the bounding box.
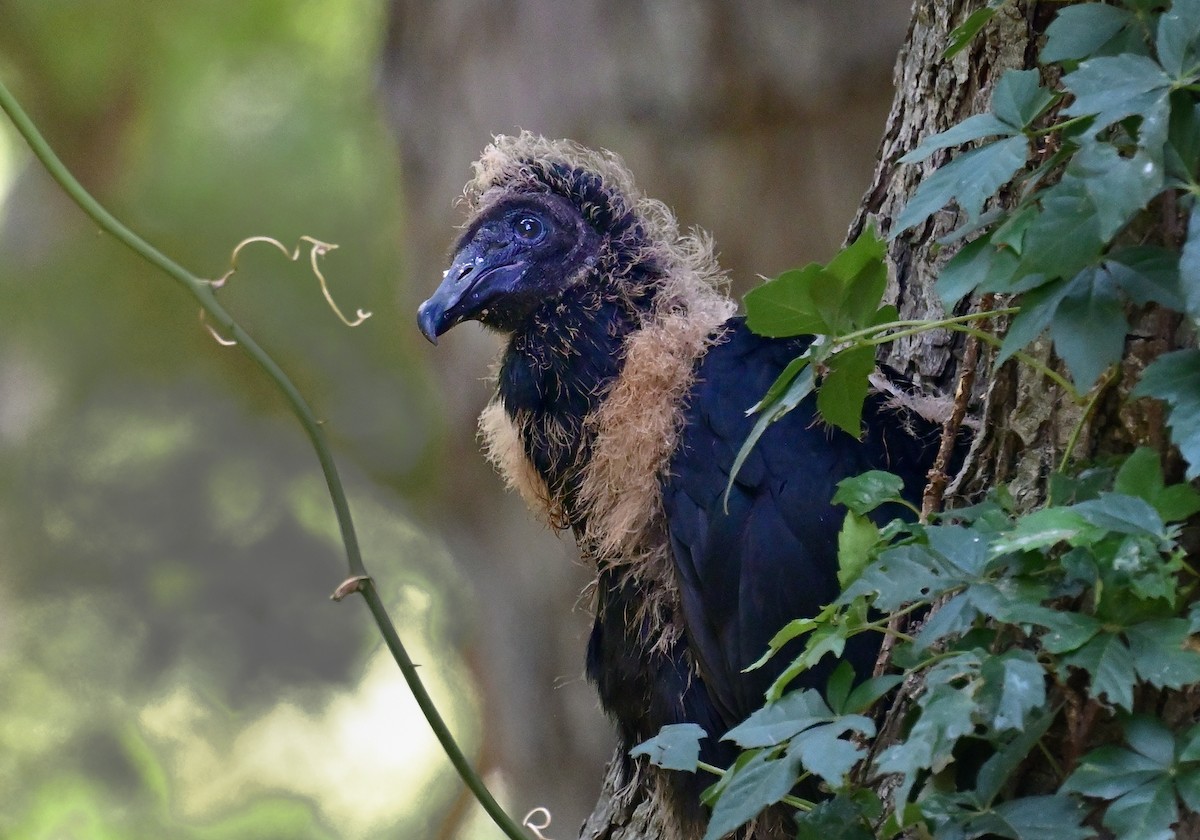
[0,79,529,840]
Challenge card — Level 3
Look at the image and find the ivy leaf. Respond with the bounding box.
[842,544,956,611]
[989,506,1097,555]
[833,470,906,514]
[1133,349,1200,480]
[791,718,873,788]
[1018,182,1106,282]
[838,511,881,589]
[991,68,1057,129]
[893,135,1028,235]
[795,796,875,840]
[875,676,980,810]
[1062,742,1167,800]
[843,673,904,715]
[980,649,1046,732]
[943,0,1011,59]
[703,748,804,840]
[744,265,829,337]
[1062,631,1137,711]
[723,689,832,748]
[1105,247,1184,311]
[982,796,1096,840]
[1178,205,1200,322]
[1042,3,1136,63]
[727,365,815,508]
[1102,779,1178,840]
[1156,0,1200,82]
[974,710,1057,805]
[630,723,706,771]
[1126,619,1200,690]
[1115,447,1200,522]
[1072,493,1167,539]
[1050,265,1126,390]
[899,113,1018,163]
[1068,141,1165,242]
[995,276,1072,367]
[1062,54,1172,133]
[818,345,876,437]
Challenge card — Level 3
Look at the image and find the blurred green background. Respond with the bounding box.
[0,2,910,837]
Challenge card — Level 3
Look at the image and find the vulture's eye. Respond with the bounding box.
[514,215,545,242]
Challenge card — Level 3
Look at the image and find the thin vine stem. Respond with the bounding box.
[0,79,530,840]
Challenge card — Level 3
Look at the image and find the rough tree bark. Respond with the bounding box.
[581,0,1199,837]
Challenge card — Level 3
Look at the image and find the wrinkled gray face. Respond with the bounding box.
[417,192,602,343]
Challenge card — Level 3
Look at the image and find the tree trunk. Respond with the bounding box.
[581,0,1199,837]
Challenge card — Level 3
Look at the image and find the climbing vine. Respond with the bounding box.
[640,2,1200,838]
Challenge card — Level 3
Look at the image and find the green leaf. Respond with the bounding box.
[1050,266,1126,390]
[842,544,955,611]
[991,69,1056,129]
[1062,743,1167,799]
[726,365,815,507]
[1157,0,1200,81]
[1018,183,1106,282]
[838,511,880,589]
[833,470,906,514]
[980,649,1046,732]
[1178,766,1200,812]
[974,709,1057,805]
[900,113,1018,163]
[1063,632,1137,711]
[943,0,1010,59]
[1042,3,1136,63]
[1072,492,1166,538]
[1101,778,1177,840]
[989,506,1097,555]
[818,345,875,437]
[824,661,855,714]
[875,678,980,810]
[748,353,813,414]
[744,266,829,337]
[703,748,803,840]
[630,723,706,771]
[723,689,832,748]
[937,235,995,305]
[893,135,1028,234]
[985,795,1096,840]
[1105,247,1184,310]
[1116,447,1200,521]
[1125,715,1177,766]
[1179,205,1200,322]
[1062,54,1172,132]
[995,277,1072,368]
[795,796,875,840]
[1133,349,1200,480]
[1126,619,1200,690]
[1068,141,1165,241]
[844,673,903,715]
[791,718,872,787]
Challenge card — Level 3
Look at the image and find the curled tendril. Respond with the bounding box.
[200,234,372,346]
[523,808,555,840]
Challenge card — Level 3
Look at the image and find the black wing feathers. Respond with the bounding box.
[662,319,940,732]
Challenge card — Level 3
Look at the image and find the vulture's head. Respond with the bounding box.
[416,192,603,341]
[417,133,729,348]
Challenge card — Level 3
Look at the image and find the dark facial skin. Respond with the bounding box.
[417,192,602,342]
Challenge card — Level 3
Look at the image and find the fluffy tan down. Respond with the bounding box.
[472,133,736,619]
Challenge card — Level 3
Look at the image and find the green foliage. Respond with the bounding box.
[640,449,1200,837]
[641,2,1200,835]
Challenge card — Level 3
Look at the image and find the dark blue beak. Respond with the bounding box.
[417,244,530,344]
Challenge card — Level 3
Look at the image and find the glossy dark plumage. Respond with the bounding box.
[418,134,943,828]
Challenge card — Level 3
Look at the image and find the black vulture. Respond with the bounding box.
[417,133,942,831]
